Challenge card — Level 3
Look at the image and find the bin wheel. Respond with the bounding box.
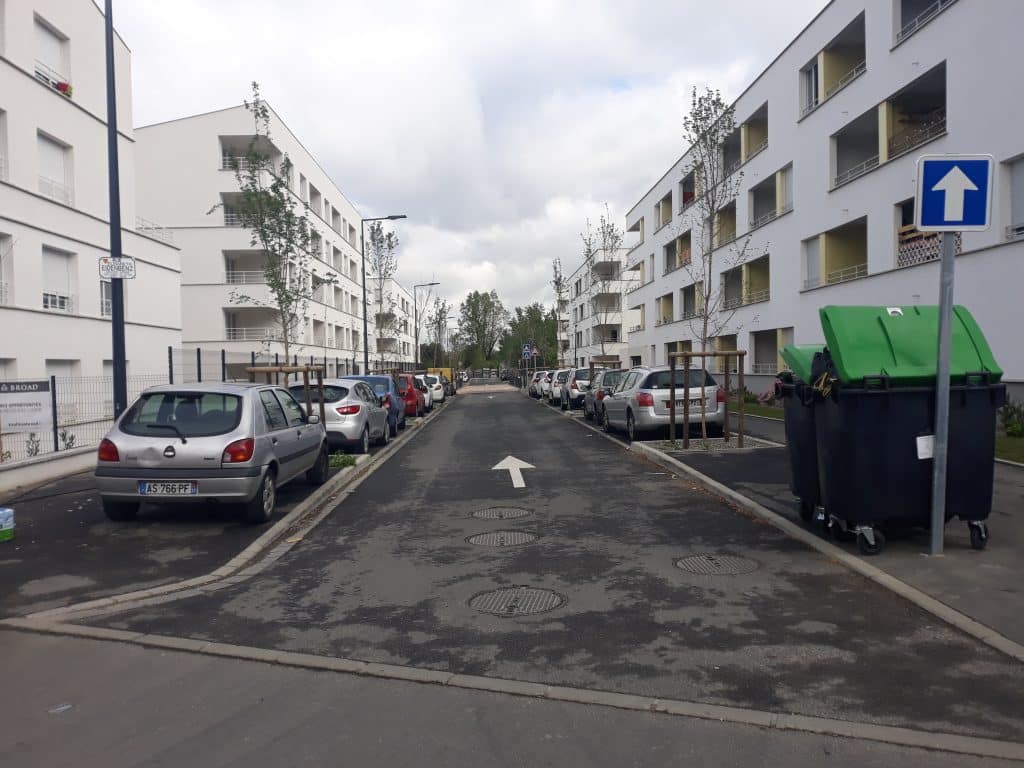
[856,528,885,556]
[798,499,814,524]
[969,522,989,551]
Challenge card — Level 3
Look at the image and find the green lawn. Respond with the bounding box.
[996,436,1024,464]
[729,401,783,419]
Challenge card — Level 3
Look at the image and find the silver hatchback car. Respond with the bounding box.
[603,365,726,441]
[95,383,328,524]
[288,378,389,454]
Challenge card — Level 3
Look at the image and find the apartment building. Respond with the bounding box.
[0,0,181,380]
[134,103,370,374]
[566,247,639,368]
[624,0,1024,393]
[371,276,415,364]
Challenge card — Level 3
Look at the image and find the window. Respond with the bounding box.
[801,60,819,115]
[121,392,243,438]
[42,246,74,312]
[37,132,72,204]
[260,390,289,431]
[100,279,112,317]
[34,16,69,89]
[274,389,307,426]
[0,109,7,181]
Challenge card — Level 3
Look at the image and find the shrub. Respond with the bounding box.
[1000,396,1024,438]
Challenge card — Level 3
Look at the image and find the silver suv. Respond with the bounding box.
[602,365,725,441]
[95,383,328,524]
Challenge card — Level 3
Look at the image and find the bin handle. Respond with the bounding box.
[862,375,890,394]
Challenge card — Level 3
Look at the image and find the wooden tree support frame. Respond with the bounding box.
[245,365,328,429]
[667,350,747,449]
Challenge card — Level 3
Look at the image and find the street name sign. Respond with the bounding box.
[98,256,137,279]
[915,154,993,232]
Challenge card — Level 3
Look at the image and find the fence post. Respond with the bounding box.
[669,355,676,444]
[738,352,745,449]
[274,353,280,385]
[251,351,256,369]
[683,355,691,450]
[50,375,59,453]
[167,346,174,384]
[723,359,730,444]
[196,347,202,383]
[221,349,227,382]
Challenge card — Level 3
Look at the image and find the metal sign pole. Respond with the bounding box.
[104,0,127,417]
[929,231,956,556]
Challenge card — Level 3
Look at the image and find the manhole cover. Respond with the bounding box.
[469,586,564,616]
[466,530,537,547]
[675,553,759,576]
[472,506,531,520]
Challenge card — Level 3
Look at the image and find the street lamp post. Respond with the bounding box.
[413,281,440,368]
[360,214,407,373]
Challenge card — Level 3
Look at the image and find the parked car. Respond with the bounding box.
[397,373,425,417]
[584,369,627,426]
[561,367,600,410]
[423,373,446,403]
[602,366,726,441]
[415,374,434,412]
[287,378,390,452]
[348,375,405,435]
[538,371,553,399]
[528,371,545,397]
[441,373,455,397]
[94,383,329,525]
[549,368,571,406]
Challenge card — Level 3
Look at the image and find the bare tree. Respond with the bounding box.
[366,221,400,368]
[427,297,451,349]
[551,258,568,365]
[580,205,625,361]
[678,86,766,438]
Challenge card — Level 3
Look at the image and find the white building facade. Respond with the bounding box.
[0,0,181,380]
[566,247,639,368]
[370,276,415,365]
[625,0,1024,394]
[134,104,370,376]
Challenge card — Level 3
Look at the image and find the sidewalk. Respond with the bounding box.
[677,416,1024,647]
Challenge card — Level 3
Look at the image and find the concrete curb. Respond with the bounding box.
[626,440,1024,664]
[27,400,451,622]
[995,457,1024,469]
[2,616,1022,762]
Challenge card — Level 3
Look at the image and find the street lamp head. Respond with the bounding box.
[416,281,440,288]
[386,214,407,221]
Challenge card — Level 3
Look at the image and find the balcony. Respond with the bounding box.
[897,225,961,268]
[887,107,946,160]
[713,202,737,249]
[824,60,866,100]
[224,211,245,227]
[722,130,742,177]
[832,105,879,188]
[655,192,673,231]
[679,171,697,212]
[629,323,645,333]
[34,60,72,97]
[38,175,73,205]
[826,262,867,285]
[886,63,947,160]
[896,0,958,44]
[226,270,266,284]
[135,216,175,244]
[42,291,74,313]
[226,327,283,342]
[742,104,768,163]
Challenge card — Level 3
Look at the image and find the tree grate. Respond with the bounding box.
[675,553,759,576]
[469,586,564,617]
[467,531,537,547]
[472,507,531,520]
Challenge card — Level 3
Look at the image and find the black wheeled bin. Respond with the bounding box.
[778,345,824,523]
[813,305,1005,554]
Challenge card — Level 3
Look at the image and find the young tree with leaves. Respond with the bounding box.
[550,258,568,365]
[366,221,400,368]
[219,82,332,371]
[678,86,766,439]
[457,289,509,366]
[580,204,625,362]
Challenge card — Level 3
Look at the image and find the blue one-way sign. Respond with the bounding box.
[915,154,993,232]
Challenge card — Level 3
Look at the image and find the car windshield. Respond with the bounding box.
[370,382,389,395]
[556,371,569,382]
[601,371,626,388]
[643,370,717,389]
[574,369,591,380]
[120,391,243,437]
[288,384,349,403]
[426,376,438,385]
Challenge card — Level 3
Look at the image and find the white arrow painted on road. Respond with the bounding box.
[932,165,977,222]
[492,455,534,488]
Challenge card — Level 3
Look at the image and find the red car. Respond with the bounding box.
[398,373,426,417]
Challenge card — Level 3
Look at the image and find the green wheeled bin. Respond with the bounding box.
[813,305,1005,555]
[778,345,824,525]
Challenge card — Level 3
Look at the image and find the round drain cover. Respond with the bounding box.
[467,530,537,547]
[675,553,759,576]
[469,586,564,616]
[472,506,531,520]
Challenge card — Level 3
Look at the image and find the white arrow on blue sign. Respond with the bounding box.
[915,154,993,232]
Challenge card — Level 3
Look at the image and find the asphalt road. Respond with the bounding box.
[8,631,1020,768]
[89,391,1024,742]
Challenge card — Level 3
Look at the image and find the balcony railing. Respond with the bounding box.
[888,109,946,159]
[34,60,71,95]
[225,270,266,284]
[824,60,866,100]
[746,138,768,162]
[749,207,779,230]
[1006,222,1024,242]
[896,0,957,43]
[224,211,245,227]
[833,155,879,188]
[681,309,697,321]
[221,155,256,171]
[135,216,175,244]
[827,262,868,285]
[628,324,645,333]
[745,287,770,305]
[752,361,778,374]
[721,294,743,311]
[654,316,673,327]
[800,95,820,118]
[627,278,654,294]
[0,281,8,305]
[42,291,74,313]
[38,175,73,205]
[226,327,283,341]
[724,156,742,177]
[897,227,961,268]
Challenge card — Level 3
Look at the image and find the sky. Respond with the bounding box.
[114,0,827,313]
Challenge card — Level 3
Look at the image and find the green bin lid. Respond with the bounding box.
[818,305,1002,386]
[779,344,823,384]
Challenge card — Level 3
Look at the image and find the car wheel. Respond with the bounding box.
[243,469,277,525]
[561,397,567,411]
[357,426,370,454]
[626,411,636,443]
[584,403,593,421]
[306,446,329,485]
[602,412,613,433]
[389,417,398,437]
[379,422,390,446]
[102,500,139,522]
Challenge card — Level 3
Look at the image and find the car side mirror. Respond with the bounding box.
[378,396,386,406]
[307,413,321,424]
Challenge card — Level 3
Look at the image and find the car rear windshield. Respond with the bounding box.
[425,376,438,385]
[642,370,717,389]
[370,382,389,395]
[120,392,243,437]
[556,371,569,382]
[573,369,591,380]
[601,370,626,387]
[287,385,349,403]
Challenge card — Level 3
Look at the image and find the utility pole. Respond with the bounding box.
[104,0,127,415]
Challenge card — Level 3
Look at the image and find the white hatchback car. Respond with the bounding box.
[549,368,571,406]
[414,374,435,411]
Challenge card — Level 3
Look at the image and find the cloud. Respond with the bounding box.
[115,0,827,310]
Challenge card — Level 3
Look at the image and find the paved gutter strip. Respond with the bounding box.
[25,402,450,622]
[2,618,1022,762]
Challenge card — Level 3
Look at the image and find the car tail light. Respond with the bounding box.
[571,380,579,390]
[383,394,392,409]
[97,438,120,462]
[716,388,727,403]
[596,389,605,401]
[222,438,255,463]
[636,392,655,407]
[337,404,361,415]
